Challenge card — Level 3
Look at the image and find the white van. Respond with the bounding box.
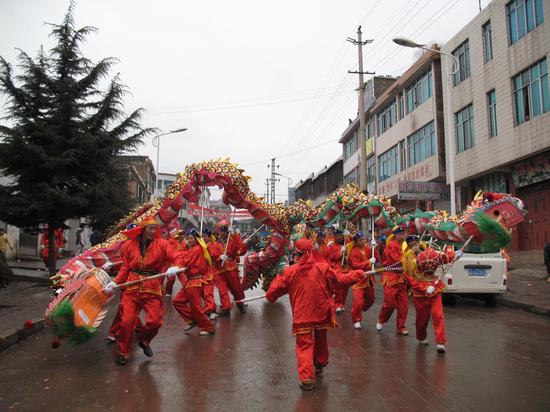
[439,243,507,304]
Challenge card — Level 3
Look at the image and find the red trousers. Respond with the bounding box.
[172,286,214,332]
[164,276,176,295]
[203,281,216,315]
[117,292,163,358]
[215,269,245,311]
[295,329,328,383]
[378,283,409,330]
[108,294,145,338]
[413,295,446,344]
[351,286,375,323]
[334,284,350,308]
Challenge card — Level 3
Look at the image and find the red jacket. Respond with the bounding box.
[219,233,245,272]
[349,244,380,289]
[406,248,454,297]
[178,243,209,288]
[115,236,180,296]
[266,254,364,334]
[381,239,404,286]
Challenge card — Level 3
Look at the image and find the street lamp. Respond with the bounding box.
[393,36,460,215]
[151,128,187,196]
[274,172,293,205]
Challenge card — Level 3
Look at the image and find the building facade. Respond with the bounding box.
[441,0,549,249]
[370,49,449,214]
[294,157,343,206]
[119,155,156,206]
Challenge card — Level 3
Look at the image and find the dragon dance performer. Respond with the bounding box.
[376,226,409,335]
[266,238,367,391]
[348,232,380,330]
[103,218,182,365]
[313,230,328,262]
[165,229,187,296]
[201,227,217,320]
[40,226,66,267]
[214,220,247,315]
[172,228,215,335]
[405,246,458,353]
[325,229,347,313]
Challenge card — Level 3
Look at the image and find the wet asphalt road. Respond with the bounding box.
[1,287,550,412]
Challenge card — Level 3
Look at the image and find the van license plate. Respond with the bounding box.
[467,268,488,276]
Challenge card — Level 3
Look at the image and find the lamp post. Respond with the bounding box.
[393,37,460,215]
[151,128,187,196]
[274,172,293,205]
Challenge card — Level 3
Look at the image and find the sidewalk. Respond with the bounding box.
[496,250,550,316]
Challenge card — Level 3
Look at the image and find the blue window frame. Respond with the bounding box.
[513,59,550,124]
[378,145,399,182]
[487,90,498,137]
[407,121,436,166]
[406,68,433,113]
[455,104,475,153]
[452,40,471,86]
[507,0,544,45]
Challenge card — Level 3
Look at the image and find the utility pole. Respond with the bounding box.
[265,178,270,201]
[267,158,279,204]
[347,27,374,194]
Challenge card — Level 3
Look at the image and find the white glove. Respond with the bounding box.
[426,286,435,295]
[104,281,117,295]
[165,266,181,279]
[455,250,464,259]
[220,254,228,262]
[228,227,235,234]
[371,239,377,248]
[343,229,351,236]
[370,257,376,265]
[101,262,113,270]
[341,246,346,254]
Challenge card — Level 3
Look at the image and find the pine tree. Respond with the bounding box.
[0,3,155,274]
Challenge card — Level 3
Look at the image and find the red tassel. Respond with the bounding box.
[51,339,61,349]
[23,320,34,330]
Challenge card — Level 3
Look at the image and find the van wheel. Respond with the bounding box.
[483,294,496,306]
[442,294,456,306]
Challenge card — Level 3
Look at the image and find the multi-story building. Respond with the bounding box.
[339,76,397,192]
[293,157,343,206]
[371,49,450,214]
[119,155,156,206]
[441,0,549,250]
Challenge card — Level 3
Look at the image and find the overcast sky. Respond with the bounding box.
[1,0,489,201]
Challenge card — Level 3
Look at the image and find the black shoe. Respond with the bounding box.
[138,341,154,357]
[184,322,197,332]
[116,355,127,366]
[236,304,247,314]
[217,310,230,317]
[299,382,315,391]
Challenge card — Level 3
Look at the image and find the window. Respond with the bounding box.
[487,90,498,137]
[455,104,475,153]
[513,59,550,125]
[452,40,471,86]
[367,117,375,138]
[344,168,358,185]
[399,140,406,171]
[398,93,405,119]
[378,145,399,182]
[507,0,544,45]
[367,155,376,183]
[407,121,436,166]
[406,68,433,112]
[482,21,493,63]
[343,132,359,160]
[377,100,397,135]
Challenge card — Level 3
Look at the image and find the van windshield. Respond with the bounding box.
[463,242,501,254]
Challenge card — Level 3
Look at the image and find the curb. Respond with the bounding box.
[11,273,51,285]
[496,296,550,317]
[0,318,45,353]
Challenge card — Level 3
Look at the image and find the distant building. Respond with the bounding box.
[294,157,343,206]
[441,0,549,250]
[119,155,156,206]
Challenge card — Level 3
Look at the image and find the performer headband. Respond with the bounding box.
[140,217,157,227]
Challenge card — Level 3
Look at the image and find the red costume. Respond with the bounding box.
[266,239,365,388]
[406,248,454,345]
[325,241,348,310]
[165,236,187,295]
[40,228,65,266]
[172,243,215,333]
[348,243,380,324]
[215,233,246,312]
[378,237,409,332]
[114,226,181,359]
